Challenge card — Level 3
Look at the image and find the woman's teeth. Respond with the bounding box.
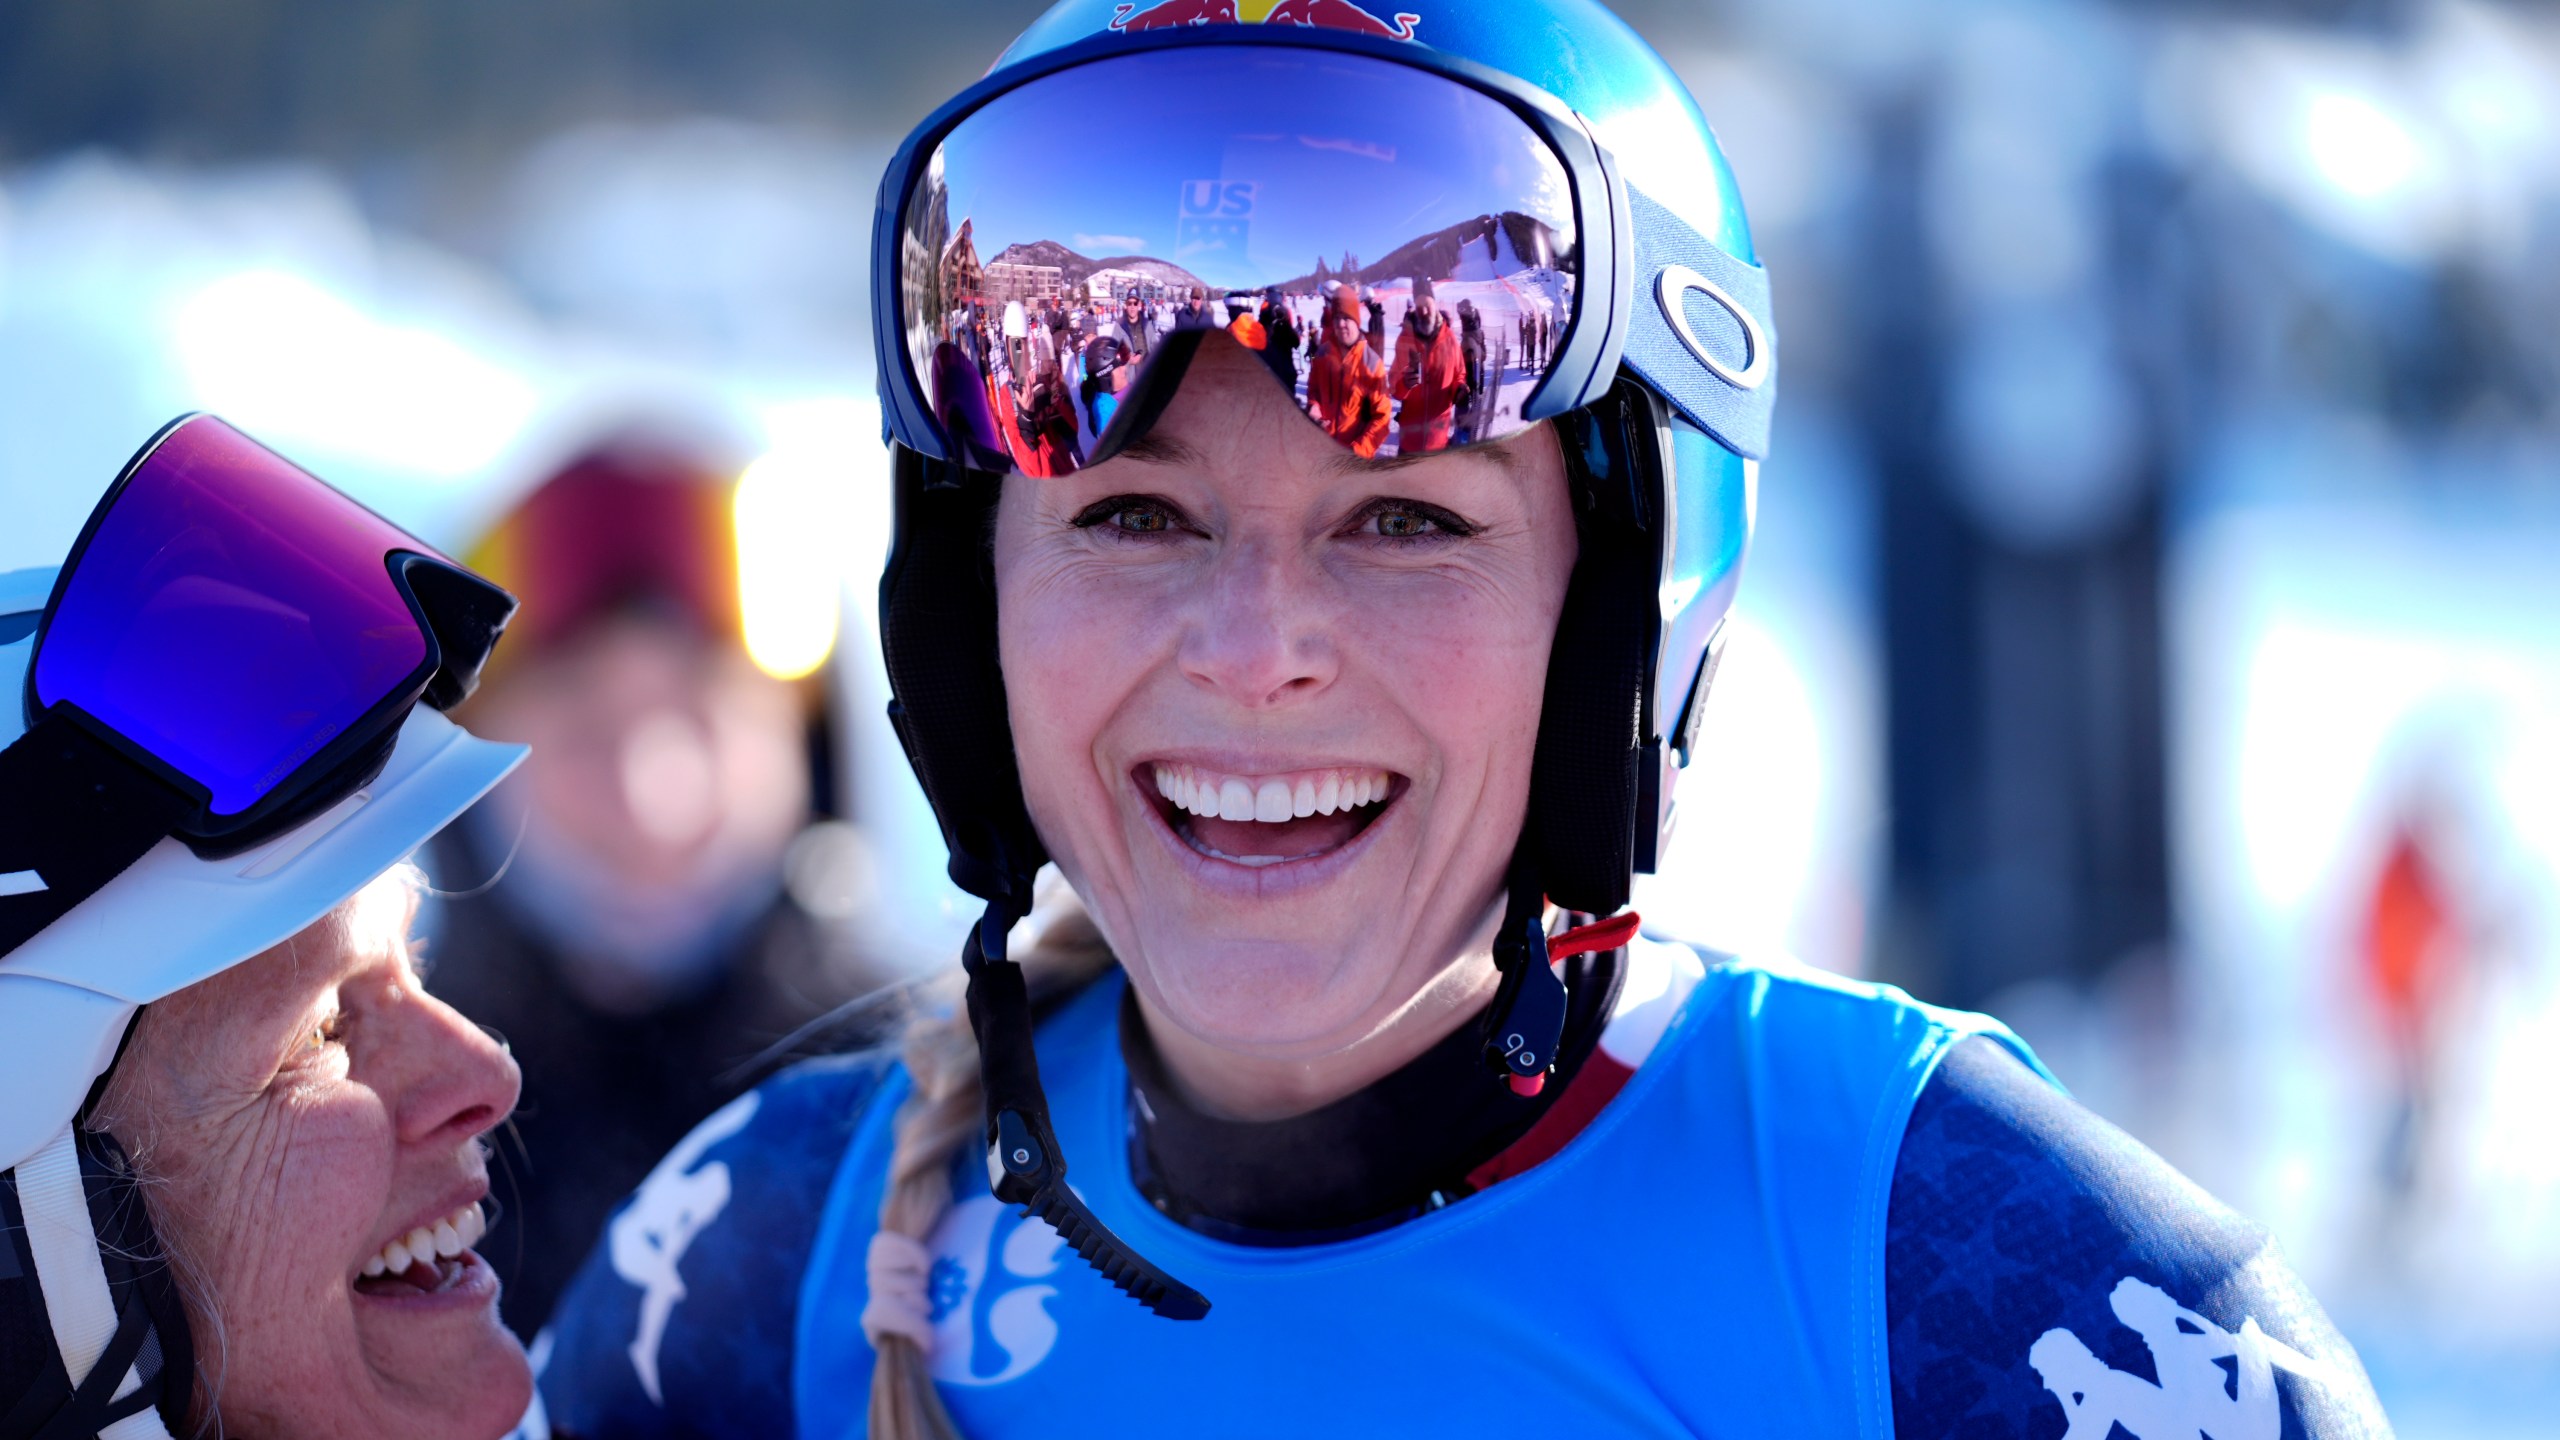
[359,1202,486,1280]
[1150,764,1392,821]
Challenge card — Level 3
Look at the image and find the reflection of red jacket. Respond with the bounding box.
[1014,378,1080,477]
[1391,318,1466,447]
[1307,338,1391,458]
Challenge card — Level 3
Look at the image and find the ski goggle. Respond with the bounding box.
[876,38,1635,472]
[21,414,514,852]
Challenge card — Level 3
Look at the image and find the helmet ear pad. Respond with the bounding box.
[1529,381,1664,916]
[878,451,1048,910]
[876,386,1667,918]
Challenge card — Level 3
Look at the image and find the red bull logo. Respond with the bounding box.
[1109,0,1421,41]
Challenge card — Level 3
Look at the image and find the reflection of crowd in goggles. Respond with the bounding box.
[930,261,1556,476]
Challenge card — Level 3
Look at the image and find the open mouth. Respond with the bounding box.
[351,1201,488,1300]
[1144,761,1402,868]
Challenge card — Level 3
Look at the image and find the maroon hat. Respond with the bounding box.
[468,438,742,663]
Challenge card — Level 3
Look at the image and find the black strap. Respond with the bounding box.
[961,901,1209,1321]
[21,1287,160,1440]
[0,711,193,961]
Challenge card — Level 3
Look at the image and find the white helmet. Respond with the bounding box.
[0,560,523,1437]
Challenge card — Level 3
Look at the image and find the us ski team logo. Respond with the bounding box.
[922,1194,1070,1386]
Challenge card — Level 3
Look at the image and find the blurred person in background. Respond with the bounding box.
[1078,326,1134,438]
[1013,319,1083,478]
[1106,290,1156,364]
[2351,740,2509,1256]
[931,318,1012,473]
[1224,305,1267,354]
[1258,285,1300,396]
[1452,296,1485,444]
[1389,274,1465,454]
[1172,285,1215,331]
[1305,285,1390,458]
[419,428,878,1334]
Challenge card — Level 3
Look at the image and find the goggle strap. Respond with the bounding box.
[1621,184,1777,461]
[0,712,191,962]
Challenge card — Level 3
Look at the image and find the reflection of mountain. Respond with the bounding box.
[1278,212,1568,291]
[988,241,1208,295]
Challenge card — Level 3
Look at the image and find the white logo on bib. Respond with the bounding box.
[609,1091,759,1405]
[2029,1276,2340,1440]
[923,1194,1070,1386]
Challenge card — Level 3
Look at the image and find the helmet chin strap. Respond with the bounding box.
[955,852,1600,1318]
[959,898,1210,1321]
[8,1125,184,1440]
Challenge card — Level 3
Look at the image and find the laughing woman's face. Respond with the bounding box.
[994,336,1577,1116]
[95,872,529,1440]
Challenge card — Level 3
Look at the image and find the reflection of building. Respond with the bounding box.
[901,156,951,357]
[1085,265,1150,302]
[983,260,1063,308]
[941,218,983,306]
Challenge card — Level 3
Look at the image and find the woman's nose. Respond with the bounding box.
[1177,539,1338,708]
[392,988,522,1149]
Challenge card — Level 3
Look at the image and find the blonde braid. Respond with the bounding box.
[866,879,1118,1440]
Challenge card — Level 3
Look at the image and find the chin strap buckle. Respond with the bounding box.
[1484,886,1565,1095]
[1484,903,1642,1097]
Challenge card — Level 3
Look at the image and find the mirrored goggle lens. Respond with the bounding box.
[33,416,435,817]
[901,45,1579,472]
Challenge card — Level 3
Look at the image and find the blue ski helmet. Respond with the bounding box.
[876,0,1769,910]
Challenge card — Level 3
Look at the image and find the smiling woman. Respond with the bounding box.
[84,872,529,1440]
[994,338,1576,1110]
[0,416,534,1440]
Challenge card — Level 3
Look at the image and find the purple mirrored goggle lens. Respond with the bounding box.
[32,416,438,819]
[900,45,1579,472]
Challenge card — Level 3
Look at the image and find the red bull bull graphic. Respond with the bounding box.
[1263,0,1421,37]
[1110,0,1421,40]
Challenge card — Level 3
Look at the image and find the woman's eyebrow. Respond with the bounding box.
[1113,431,1211,469]
[1322,442,1520,478]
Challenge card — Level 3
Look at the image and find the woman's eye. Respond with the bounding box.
[1352,499,1474,543]
[305,1015,345,1052]
[1071,495,1189,538]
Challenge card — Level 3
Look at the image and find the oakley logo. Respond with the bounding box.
[0,871,45,898]
[1656,265,1768,392]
